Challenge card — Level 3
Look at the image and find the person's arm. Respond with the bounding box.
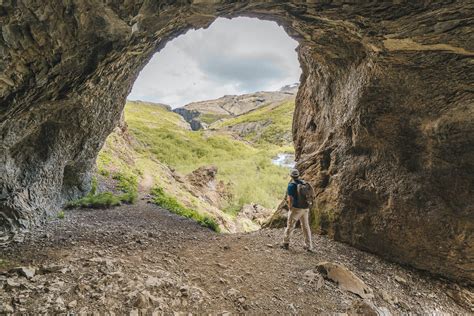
[287,183,296,210]
[287,195,293,210]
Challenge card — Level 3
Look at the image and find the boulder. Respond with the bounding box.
[237,204,273,226]
[10,266,36,279]
[316,262,374,299]
[185,166,231,208]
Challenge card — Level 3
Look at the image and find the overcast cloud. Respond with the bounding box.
[128,17,301,108]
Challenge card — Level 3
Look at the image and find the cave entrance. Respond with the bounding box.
[2,2,470,283]
[96,17,302,233]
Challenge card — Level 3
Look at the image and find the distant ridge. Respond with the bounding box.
[173,84,299,130]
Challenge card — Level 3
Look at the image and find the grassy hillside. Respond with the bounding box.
[212,100,295,146]
[123,101,290,210]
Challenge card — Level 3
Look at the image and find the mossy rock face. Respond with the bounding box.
[0,2,472,283]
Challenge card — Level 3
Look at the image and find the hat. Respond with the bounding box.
[290,168,300,178]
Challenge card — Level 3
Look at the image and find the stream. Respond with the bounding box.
[271,153,295,168]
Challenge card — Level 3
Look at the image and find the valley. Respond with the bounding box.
[90,89,297,233]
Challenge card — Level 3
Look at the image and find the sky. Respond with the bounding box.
[128,17,301,108]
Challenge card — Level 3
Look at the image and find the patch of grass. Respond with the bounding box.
[57,210,65,219]
[67,192,122,209]
[151,187,220,232]
[90,177,98,195]
[113,172,138,204]
[222,203,241,217]
[67,169,138,209]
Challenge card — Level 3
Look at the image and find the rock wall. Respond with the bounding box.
[0,1,472,283]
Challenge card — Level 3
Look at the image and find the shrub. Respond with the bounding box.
[150,187,220,232]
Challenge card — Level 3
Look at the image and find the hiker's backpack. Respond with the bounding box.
[294,180,313,209]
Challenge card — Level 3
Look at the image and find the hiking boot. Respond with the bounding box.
[303,246,314,253]
[280,243,289,250]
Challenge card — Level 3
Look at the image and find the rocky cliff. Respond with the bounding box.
[174,87,297,130]
[0,1,472,284]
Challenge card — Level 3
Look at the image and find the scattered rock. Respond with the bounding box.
[40,265,65,274]
[216,263,228,269]
[446,285,474,311]
[381,290,398,305]
[227,288,240,297]
[316,262,374,299]
[346,300,378,316]
[238,204,274,226]
[145,276,162,288]
[288,303,298,314]
[0,303,14,313]
[394,275,407,285]
[56,297,64,306]
[179,286,189,297]
[303,270,316,282]
[6,278,20,288]
[133,293,150,309]
[303,270,325,290]
[9,266,36,279]
[67,300,77,309]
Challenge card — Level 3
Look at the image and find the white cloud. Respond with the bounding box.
[128,17,301,108]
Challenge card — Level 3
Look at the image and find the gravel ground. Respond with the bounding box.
[0,201,471,314]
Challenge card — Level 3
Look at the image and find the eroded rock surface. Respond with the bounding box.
[0,1,472,283]
[185,165,231,209]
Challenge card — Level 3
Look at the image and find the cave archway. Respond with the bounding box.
[0,2,472,284]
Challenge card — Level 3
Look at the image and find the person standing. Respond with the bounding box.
[282,168,314,252]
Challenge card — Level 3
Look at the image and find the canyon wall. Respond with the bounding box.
[0,1,472,283]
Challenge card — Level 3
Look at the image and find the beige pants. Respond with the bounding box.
[283,207,312,249]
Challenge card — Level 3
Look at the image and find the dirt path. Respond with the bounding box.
[0,201,470,314]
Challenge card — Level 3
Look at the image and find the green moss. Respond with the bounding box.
[57,210,65,219]
[151,187,220,232]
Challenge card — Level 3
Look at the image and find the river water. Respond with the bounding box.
[271,153,295,168]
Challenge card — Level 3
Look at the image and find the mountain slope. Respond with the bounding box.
[174,86,297,129]
[212,100,295,146]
